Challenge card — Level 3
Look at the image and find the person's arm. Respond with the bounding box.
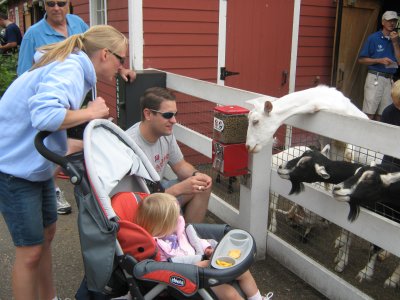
[358,56,395,66]
[166,160,212,196]
[0,41,17,51]
[118,68,136,82]
[58,96,110,130]
[17,34,35,75]
[390,31,400,63]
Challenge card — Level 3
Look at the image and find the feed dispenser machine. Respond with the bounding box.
[212,105,250,193]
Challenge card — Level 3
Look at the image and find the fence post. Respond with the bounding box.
[239,140,272,259]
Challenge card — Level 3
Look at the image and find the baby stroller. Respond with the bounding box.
[35,119,256,299]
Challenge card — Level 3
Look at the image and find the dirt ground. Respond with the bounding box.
[0,178,327,300]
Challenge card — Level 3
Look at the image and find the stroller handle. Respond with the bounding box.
[34,131,82,185]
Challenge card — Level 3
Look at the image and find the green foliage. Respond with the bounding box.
[0,52,18,97]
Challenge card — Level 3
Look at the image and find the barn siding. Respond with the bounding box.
[142,0,219,165]
[296,0,337,90]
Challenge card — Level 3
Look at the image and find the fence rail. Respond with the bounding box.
[158,69,400,300]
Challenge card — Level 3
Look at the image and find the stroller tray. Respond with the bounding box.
[210,229,254,269]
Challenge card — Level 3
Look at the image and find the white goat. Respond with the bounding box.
[246,85,368,153]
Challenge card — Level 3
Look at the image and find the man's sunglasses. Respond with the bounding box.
[107,49,125,65]
[149,109,178,119]
[46,1,68,7]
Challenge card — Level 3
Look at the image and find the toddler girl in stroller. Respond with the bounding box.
[135,192,268,300]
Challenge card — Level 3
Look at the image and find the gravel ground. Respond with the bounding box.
[0,178,326,300]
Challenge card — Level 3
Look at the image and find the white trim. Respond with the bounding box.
[131,0,143,70]
[289,0,301,93]
[217,0,228,85]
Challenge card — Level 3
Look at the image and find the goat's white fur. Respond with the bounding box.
[246,85,368,152]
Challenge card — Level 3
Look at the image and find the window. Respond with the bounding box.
[90,0,107,25]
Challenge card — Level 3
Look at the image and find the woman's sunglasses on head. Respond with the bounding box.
[46,1,67,7]
[150,109,178,119]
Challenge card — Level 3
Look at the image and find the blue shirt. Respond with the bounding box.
[17,14,89,75]
[3,22,22,46]
[0,51,96,181]
[359,31,399,74]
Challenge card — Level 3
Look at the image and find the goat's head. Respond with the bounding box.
[277,146,331,195]
[246,97,280,153]
[332,161,400,222]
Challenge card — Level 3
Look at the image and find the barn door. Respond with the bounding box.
[223,0,294,97]
[332,0,380,109]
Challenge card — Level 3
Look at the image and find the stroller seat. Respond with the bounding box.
[111,191,257,299]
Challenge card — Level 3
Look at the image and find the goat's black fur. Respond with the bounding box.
[278,149,362,195]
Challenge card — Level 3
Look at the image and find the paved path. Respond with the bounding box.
[0,179,326,299]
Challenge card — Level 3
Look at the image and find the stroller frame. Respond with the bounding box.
[35,119,256,299]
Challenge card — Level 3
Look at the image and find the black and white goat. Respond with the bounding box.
[270,146,329,239]
[277,145,363,194]
[332,163,400,286]
[277,145,364,272]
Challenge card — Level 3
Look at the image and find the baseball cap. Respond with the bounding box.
[382,11,398,21]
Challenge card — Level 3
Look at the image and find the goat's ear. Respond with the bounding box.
[315,163,330,179]
[370,160,377,167]
[380,172,400,187]
[321,144,330,157]
[264,101,273,114]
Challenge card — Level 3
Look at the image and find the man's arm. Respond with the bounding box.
[0,41,17,51]
[390,31,400,63]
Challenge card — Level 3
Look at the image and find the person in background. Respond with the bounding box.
[126,87,212,224]
[381,79,400,167]
[0,12,22,54]
[136,193,270,300]
[18,0,136,214]
[358,11,400,121]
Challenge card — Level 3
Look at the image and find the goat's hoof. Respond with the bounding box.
[384,277,399,288]
[378,250,390,262]
[356,270,372,283]
[334,262,345,273]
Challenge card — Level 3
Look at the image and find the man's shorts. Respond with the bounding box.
[0,172,57,246]
[160,179,184,205]
[363,72,393,115]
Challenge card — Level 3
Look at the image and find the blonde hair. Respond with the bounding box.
[31,25,128,71]
[136,193,180,237]
[391,80,400,102]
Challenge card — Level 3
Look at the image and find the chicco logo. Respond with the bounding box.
[170,276,185,287]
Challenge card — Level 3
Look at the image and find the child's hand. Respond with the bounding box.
[204,247,214,258]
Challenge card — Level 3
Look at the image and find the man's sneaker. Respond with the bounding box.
[56,188,72,215]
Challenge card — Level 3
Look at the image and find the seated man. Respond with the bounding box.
[126,87,212,223]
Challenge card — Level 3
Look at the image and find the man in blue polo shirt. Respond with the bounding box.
[17,1,88,75]
[358,10,400,121]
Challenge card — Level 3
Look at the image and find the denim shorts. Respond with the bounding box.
[0,171,57,246]
[160,179,184,204]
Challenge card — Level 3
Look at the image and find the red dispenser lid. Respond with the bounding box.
[214,105,249,115]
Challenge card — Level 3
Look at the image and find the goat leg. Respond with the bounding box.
[384,262,400,288]
[334,230,352,272]
[356,246,379,282]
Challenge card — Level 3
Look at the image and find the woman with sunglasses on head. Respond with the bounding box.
[17,0,136,216]
[0,25,128,300]
[126,87,212,224]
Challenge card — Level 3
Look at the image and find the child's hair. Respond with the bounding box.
[31,25,128,71]
[391,80,400,102]
[136,193,180,237]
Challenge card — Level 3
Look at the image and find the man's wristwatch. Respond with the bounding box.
[192,170,199,176]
